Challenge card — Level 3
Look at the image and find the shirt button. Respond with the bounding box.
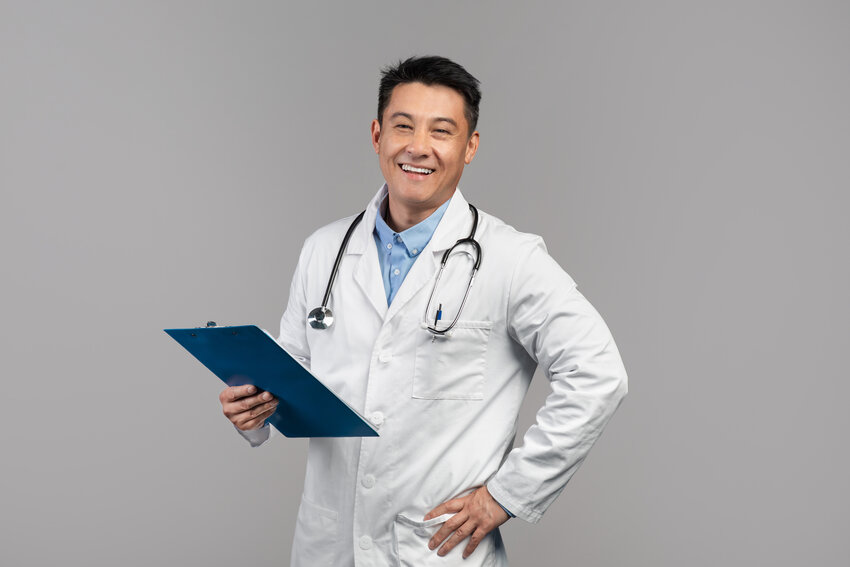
[359,535,372,550]
[386,243,392,249]
[378,351,392,363]
[393,268,400,276]
[361,474,376,489]
[412,248,418,255]
[371,411,384,427]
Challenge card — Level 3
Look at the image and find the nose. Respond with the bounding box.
[406,128,431,158]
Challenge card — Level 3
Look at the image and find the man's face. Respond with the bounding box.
[371,82,479,215]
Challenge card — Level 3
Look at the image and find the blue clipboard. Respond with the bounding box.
[165,325,378,438]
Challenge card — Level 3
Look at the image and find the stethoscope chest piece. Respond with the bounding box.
[308,306,334,330]
[306,210,365,331]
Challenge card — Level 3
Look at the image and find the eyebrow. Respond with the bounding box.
[389,112,458,128]
[433,117,458,128]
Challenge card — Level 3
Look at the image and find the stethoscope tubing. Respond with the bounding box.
[424,205,481,335]
[309,203,480,334]
[319,210,365,309]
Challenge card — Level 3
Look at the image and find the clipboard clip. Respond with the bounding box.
[192,321,217,335]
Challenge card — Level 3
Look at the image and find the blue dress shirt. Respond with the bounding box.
[373,197,451,306]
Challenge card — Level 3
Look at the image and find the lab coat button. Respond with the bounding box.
[361,474,376,489]
[378,351,392,363]
[371,411,384,427]
[359,535,372,550]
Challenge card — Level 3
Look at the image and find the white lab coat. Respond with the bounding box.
[254,185,627,566]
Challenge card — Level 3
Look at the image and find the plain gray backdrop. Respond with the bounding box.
[2,1,848,565]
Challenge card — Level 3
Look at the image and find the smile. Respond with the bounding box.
[400,164,435,175]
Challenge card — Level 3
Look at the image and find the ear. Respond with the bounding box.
[371,119,381,154]
[464,131,480,164]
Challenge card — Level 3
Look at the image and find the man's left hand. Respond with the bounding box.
[424,485,509,559]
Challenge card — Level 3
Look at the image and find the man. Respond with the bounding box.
[219,56,627,566]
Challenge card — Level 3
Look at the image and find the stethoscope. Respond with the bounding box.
[308,203,481,336]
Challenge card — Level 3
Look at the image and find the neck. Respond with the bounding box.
[384,197,446,232]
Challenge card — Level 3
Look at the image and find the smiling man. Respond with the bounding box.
[372,79,479,231]
[219,56,627,566]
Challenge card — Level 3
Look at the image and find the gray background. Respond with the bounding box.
[1,1,848,565]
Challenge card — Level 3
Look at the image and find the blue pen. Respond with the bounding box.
[434,303,442,327]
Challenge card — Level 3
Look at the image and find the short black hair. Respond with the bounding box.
[377,55,481,136]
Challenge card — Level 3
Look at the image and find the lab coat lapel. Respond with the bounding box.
[348,186,389,320]
[384,190,472,325]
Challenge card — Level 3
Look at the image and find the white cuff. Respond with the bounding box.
[236,422,271,447]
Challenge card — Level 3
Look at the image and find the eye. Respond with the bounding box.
[395,124,413,130]
[434,129,451,135]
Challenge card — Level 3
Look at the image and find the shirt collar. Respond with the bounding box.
[374,195,452,258]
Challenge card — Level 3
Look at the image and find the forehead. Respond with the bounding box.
[384,82,467,124]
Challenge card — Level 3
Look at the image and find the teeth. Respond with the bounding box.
[401,164,434,174]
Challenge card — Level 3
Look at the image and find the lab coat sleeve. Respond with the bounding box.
[236,423,271,446]
[486,237,628,524]
[235,237,313,447]
[277,237,312,368]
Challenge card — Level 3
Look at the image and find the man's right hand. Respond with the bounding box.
[220,385,279,431]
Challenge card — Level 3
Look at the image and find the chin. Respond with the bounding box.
[389,182,432,202]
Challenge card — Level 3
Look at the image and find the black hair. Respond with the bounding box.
[377,55,481,136]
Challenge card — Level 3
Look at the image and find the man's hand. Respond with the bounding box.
[219,385,278,431]
[424,486,509,559]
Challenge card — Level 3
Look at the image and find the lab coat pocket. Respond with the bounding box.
[393,513,452,566]
[393,513,497,566]
[412,320,492,400]
[291,496,339,567]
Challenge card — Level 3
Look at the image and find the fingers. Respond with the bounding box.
[429,511,468,551]
[435,517,476,557]
[233,397,278,429]
[423,496,465,521]
[462,527,488,559]
[219,384,257,403]
[438,522,475,557]
[220,386,279,430]
[236,390,275,414]
[426,486,510,558]
[221,388,273,415]
[236,403,278,431]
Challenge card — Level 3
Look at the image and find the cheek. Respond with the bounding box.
[380,140,401,160]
